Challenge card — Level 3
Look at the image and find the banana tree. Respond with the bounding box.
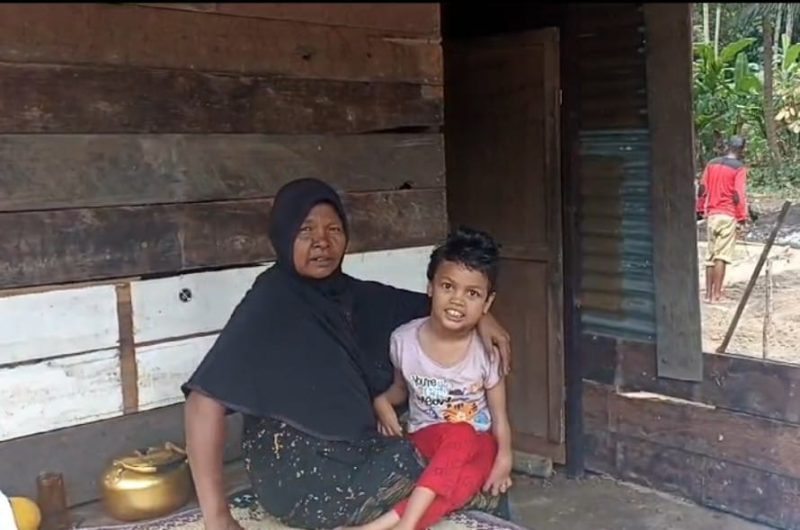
[693,37,761,163]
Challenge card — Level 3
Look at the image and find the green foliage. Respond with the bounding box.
[692,3,800,193]
[693,38,762,164]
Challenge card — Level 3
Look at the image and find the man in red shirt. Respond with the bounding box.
[696,136,749,303]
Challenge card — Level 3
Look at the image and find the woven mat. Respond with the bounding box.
[77,490,529,530]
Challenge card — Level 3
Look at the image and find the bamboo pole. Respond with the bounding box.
[763,258,773,359]
[717,201,792,354]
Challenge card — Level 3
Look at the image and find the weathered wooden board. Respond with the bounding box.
[130,3,217,13]
[0,349,123,441]
[213,3,440,37]
[584,382,800,529]
[131,246,431,344]
[0,189,446,289]
[611,389,800,480]
[0,4,441,84]
[0,285,118,366]
[137,335,218,411]
[0,64,442,134]
[593,431,800,530]
[644,3,702,381]
[616,340,800,425]
[615,433,800,529]
[703,457,800,529]
[0,134,444,211]
[0,403,243,507]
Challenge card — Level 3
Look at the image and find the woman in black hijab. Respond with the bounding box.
[182,178,512,530]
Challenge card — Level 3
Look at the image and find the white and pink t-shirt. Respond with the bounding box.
[390,317,502,434]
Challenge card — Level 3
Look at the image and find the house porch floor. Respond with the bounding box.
[68,462,775,530]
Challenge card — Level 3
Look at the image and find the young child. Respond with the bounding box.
[362,226,512,530]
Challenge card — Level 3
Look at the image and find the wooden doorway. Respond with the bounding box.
[444,28,565,462]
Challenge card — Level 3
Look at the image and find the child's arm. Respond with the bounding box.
[483,378,514,496]
[374,369,407,437]
[381,368,408,406]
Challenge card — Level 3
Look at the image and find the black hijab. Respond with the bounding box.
[182,178,429,441]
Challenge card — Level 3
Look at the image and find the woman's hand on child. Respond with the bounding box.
[476,313,512,376]
[374,395,403,437]
[482,454,513,497]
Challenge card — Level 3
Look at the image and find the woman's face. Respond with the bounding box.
[293,203,347,279]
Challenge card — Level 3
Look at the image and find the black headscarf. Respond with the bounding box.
[182,178,429,441]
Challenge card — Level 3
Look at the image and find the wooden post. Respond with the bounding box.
[763,259,773,359]
[116,283,138,414]
[717,201,792,354]
[644,3,704,381]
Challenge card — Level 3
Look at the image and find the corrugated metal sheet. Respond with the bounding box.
[578,129,655,342]
[573,3,653,342]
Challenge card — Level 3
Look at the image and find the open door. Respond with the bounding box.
[444,28,564,462]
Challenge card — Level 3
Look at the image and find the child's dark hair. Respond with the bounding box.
[426,226,500,292]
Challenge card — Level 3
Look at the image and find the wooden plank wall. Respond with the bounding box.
[0,2,445,505]
[573,4,800,528]
[583,336,800,529]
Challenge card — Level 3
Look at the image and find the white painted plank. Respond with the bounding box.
[130,265,267,344]
[0,285,119,366]
[0,349,123,441]
[131,246,431,344]
[342,246,431,293]
[136,334,218,411]
[131,266,267,343]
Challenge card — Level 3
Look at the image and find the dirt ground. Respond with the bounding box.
[698,198,800,363]
[698,241,800,362]
[510,472,772,530]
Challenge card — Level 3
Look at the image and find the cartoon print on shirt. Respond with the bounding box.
[443,402,478,423]
[406,373,492,431]
[410,375,452,418]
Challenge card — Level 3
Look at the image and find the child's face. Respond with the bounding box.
[427,260,495,333]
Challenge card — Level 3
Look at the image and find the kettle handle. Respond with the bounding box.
[114,442,188,474]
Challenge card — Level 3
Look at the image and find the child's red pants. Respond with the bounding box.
[394,422,498,530]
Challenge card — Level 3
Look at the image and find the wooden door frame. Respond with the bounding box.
[559,4,585,477]
[443,27,567,463]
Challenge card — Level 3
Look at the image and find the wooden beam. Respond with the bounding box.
[0,404,243,507]
[643,4,702,381]
[0,4,441,84]
[563,3,586,478]
[0,189,446,289]
[617,339,800,425]
[213,3,440,37]
[0,134,444,211]
[0,64,442,134]
[116,284,138,414]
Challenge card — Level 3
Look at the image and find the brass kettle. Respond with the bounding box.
[100,442,193,522]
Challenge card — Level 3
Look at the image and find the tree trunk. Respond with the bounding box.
[787,6,795,43]
[763,17,780,168]
[714,3,721,57]
[703,3,710,44]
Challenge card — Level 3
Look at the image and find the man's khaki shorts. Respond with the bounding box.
[706,214,737,266]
